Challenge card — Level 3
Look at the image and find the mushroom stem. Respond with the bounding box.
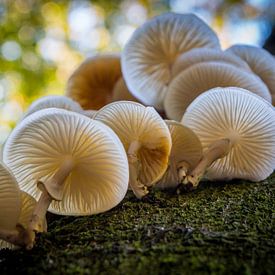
[127,141,148,199]
[177,160,190,183]
[186,139,232,187]
[26,158,74,249]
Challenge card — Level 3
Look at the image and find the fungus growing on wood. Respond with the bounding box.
[226,44,275,105]
[156,120,202,189]
[93,101,172,198]
[182,87,275,187]
[164,62,271,121]
[122,12,220,110]
[66,55,122,110]
[3,108,129,248]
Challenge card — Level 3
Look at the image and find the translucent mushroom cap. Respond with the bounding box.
[122,12,220,110]
[0,191,47,250]
[0,162,21,231]
[172,48,251,77]
[66,55,122,110]
[3,108,129,215]
[164,62,271,121]
[93,101,172,187]
[24,95,83,118]
[226,44,275,105]
[182,87,275,181]
[156,120,202,189]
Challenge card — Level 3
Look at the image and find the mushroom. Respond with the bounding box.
[156,120,202,189]
[226,44,275,104]
[3,108,129,248]
[24,95,83,118]
[93,101,172,198]
[112,77,140,103]
[181,87,275,187]
[171,48,251,77]
[66,55,122,110]
[164,61,272,121]
[0,191,47,249]
[122,12,220,110]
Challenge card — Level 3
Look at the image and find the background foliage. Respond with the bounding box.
[0,0,274,146]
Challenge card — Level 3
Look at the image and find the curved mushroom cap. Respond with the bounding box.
[24,95,83,118]
[3,108,129,215]
[0,162,21,231]
[112,77,140,103]
[172,48,251,77]
[182,87,275,181]
[226,44,275,104]
[80,110,97,119]
[93,101,172,187]
[66,55,122,110]
[156,120,202,189]
[122,12,220,110]
[165,62,271,121]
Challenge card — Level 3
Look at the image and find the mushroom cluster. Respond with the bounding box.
[0,11,274,250]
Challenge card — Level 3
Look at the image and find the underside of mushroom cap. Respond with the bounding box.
[165,61,272,121]
[182,87,275,181]
[172,48,251,77]
[24,95,83,118]
[226,44,275,105]
[3,108,129,215]
[156,120,202,189]
[122,12,220,110]
[66,55,122,110]
[93,101,172,187]
[0,163,21,231]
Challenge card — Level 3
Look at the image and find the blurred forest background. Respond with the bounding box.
[0,0,274,146]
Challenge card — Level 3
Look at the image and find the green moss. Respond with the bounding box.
[0,175,274,274]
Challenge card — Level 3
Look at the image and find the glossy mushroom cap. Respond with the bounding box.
[24,95,82,118]
[156,120,202,189]
[182,87,275,181]
[226,44,275,104]
[165,62,271,121]
[93,101,172,197]
[122,12,220,110]
[66,55,122,110]
[3,108,129,215]
[172,48,251,77]
[0,162,21,232]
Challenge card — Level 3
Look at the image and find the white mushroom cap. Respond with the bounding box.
[226,44,275,104]
[172,48,251,77]
[0,162,21,232]
[122,12,220,110]
[0,191,47,250]
[182,87,275,181]
[156,120,202,189]
[66,54,122,110]
[24,95,83,118]
[164,62,272,121]
[3,108,129,215]
[93,101,172,197]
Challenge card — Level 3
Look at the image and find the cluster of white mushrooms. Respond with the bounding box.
[0,12,274,250]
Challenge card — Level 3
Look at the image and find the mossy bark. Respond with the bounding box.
[0,174,274,274]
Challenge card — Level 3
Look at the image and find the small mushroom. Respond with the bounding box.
[66,55,122,110]
[156,120,202,189]
[0,191,47,249]
[226,44,275,104]
[24,95,83,118]
[164,62,272,121]
[181,87,275,187]
[171,48,251,77]
[93,101,172,198]
[3,108,129,248]
[122,12,220,110]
